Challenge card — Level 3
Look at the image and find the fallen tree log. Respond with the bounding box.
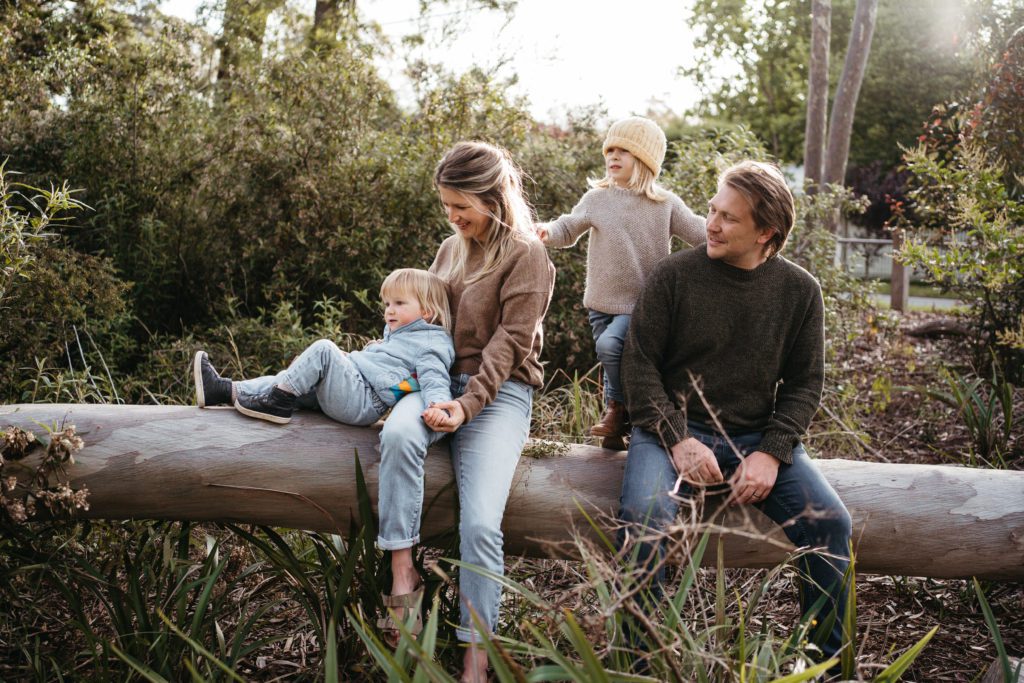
[2,403,1022,580]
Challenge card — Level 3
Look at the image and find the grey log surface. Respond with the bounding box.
[3,403,1023,580]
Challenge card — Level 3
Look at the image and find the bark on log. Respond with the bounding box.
[3,404,1022,581]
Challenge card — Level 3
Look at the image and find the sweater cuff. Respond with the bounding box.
[758,431,796,465]
[656,411,690,449]
[456,393,484,424]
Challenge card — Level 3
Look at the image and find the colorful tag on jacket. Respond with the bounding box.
[388,373,420,402]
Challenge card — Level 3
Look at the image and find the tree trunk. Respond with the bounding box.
[310,0,355,50]
[823,0,878,188]
[3,404,1022,580]
[216,0,286,100]
[803,0,831,193]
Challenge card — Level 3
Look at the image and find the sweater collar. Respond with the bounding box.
[704,248,782,282]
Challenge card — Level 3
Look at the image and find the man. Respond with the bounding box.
[618,160,852,663]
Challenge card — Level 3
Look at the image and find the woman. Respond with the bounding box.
[375,141,555,682]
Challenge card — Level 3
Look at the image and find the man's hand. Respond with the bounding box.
[729,450,780,505]
[669,437,724,486]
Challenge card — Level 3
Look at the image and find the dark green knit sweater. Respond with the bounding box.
[621,247,825,464]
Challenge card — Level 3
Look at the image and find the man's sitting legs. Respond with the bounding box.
[617,424,853,662]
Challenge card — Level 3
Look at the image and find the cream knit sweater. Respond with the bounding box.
[541,186,705,314]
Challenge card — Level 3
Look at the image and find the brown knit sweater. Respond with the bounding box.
[621,247,825,464]
[540,186,705,314]
[430,234,555,422]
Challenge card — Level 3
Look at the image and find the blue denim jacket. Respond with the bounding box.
[348,318,455,408]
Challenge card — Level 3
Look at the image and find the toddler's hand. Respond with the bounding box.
[535,225,549,243]
[421,406,452,431]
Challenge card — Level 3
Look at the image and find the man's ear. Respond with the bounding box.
[756,226,778,246]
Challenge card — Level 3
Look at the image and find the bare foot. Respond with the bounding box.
[460,645,488,683]
[390,548,419,596]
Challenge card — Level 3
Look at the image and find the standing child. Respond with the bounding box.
[537,116,705,449]
[192,268,455,428]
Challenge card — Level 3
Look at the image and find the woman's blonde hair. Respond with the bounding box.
[433,141,537,283]
[380,268,452,332]
[589,157,668,202]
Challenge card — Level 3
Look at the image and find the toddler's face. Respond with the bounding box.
[383,291,429,331]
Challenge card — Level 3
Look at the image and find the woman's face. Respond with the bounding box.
[438,186,492,242]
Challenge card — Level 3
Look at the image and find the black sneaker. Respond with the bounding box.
[193,351,233,408]
[234,387,297,424]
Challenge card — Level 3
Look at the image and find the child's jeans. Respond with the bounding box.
[617,423,852,659]
[234,339,385,426]
[588,310,631,404]
[376,373,533,643]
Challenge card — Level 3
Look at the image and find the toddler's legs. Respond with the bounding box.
[587,310,632,448]
[235,339,381,425]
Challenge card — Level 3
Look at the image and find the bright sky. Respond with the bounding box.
[158,0,703,125]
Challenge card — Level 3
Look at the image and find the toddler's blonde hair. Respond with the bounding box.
[380,268,452,332]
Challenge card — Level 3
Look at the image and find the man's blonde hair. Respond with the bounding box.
[380,268,452,332]
[719,160,795,258]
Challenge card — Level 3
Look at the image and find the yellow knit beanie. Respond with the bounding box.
[602,116,667,177]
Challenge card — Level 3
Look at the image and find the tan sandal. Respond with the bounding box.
[376,582,424,647]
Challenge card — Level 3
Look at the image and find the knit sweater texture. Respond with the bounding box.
[541,186,705,314]
[430,234,555,422]
[621,247,825,464]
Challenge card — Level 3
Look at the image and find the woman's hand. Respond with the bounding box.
[421,400,466,432]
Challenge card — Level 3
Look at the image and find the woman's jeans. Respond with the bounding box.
[618,423,852,658]
[377,374,533,643]
[588,310,631,404]
[235,339,383,426]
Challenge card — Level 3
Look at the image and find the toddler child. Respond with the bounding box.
[193,268,455,427]
[537,116,705,449]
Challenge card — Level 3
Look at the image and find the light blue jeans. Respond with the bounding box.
[377,374,533,643]
[588,310,631,404]
[235,339,384,426]
[618,424,852,659]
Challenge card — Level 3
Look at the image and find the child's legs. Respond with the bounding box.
[450,379,532,643]
[588,310,632,404]
[281,339,381,425]
[377,392,446,550]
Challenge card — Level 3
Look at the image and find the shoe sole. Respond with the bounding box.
[233,400,292,424]
[193,351,206,408]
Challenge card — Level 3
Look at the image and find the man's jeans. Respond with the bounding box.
[618,424,852,658]
[376,374,533,643]
[588,310,631,404]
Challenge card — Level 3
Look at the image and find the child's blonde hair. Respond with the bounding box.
[589,116,669,202]
[589,161,667,202]
[380,268,452,332]
[433,141,537,284]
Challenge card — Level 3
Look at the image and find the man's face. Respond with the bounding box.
[705,183,775,270]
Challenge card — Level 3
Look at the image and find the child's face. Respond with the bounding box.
[383,291,430,331]
[605,147,636,187]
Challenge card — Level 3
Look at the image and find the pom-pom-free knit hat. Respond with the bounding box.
[603,116,667,177]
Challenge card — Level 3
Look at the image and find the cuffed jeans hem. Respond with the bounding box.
[376,535,420,551]
[455,626,491,644]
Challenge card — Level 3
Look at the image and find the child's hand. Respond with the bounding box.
[421,406,450,431]
[421,401,465,432]
[535,224,550,244]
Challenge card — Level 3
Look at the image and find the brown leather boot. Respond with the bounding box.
[590,400,628,439]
